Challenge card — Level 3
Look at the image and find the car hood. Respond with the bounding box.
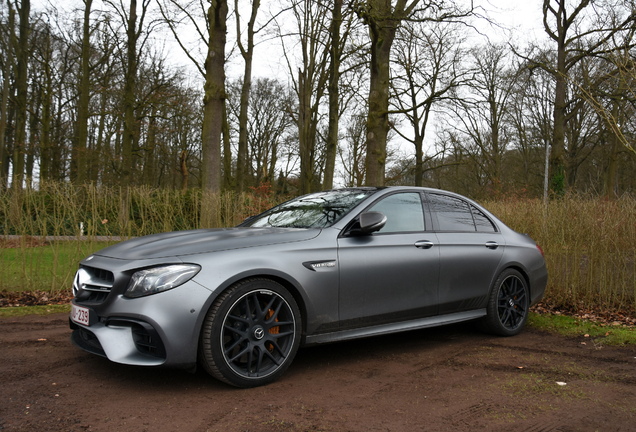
[94,227,321,260]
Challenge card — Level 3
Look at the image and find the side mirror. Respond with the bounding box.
[359,211,387,234]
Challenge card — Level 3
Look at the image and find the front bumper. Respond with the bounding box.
[70,279,214,369]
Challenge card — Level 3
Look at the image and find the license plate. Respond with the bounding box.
[71,304,90,326]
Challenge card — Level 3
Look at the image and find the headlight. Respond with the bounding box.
[124,264,201,298]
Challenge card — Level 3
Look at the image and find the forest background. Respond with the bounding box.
[1,0,635,198]
[0,0,636,315]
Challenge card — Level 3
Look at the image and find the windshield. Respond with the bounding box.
[242,189,376,228]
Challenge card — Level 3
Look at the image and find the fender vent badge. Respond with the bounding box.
[303,261,337,271]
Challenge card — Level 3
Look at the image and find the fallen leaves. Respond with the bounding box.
[531,301,635,328]
[0,290,73,308]
[0,236,50,249]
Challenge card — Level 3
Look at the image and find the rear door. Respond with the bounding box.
[426,193,504,315]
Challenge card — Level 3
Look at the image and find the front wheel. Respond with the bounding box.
[199,278,301,387]
[483,269,529,336]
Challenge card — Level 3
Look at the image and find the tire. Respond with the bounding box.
[199,278,302,388]
[483,268,529,336]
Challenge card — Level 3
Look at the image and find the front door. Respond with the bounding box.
[337,192,440,330]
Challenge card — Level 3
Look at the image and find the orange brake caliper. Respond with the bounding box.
[265,309,279,352]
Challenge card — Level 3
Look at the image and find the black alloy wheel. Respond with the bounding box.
[200,278,301,387]
[497,275,528,330]
[484,269,529,336]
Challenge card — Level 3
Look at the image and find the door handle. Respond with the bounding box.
[485,241,499,249]
[415,240,434,249]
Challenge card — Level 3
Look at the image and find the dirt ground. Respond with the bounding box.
[1,313,635,432]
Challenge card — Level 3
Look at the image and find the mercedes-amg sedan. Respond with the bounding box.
[70,187,547,387]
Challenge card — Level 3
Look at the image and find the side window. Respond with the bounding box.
[471,205,496,232]
[428,193,475,232]
[368,193,425,233]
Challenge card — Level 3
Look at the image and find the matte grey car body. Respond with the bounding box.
[70,187,547,387]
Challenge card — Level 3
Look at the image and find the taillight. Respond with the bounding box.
[536,244,544,257]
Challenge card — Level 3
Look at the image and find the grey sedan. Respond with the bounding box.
[70,187,547,387]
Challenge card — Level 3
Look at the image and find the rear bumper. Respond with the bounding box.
[529,264,548,306]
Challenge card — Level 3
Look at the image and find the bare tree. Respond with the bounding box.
[159,0,227,195]
[277,0,331,194]
[353,0,473,186]
[338,110,366,186]
[389,19,467,186]
[247,78,294,186]
[530,0,636,193]
[448,44,520,195]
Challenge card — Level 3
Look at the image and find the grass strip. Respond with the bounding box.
[0,241,117,292]
[528,312,636,346]
[0,304,71,318]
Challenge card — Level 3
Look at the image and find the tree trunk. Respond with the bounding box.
[51,79,64,181]
[323,0,342,190]
[40,28,52,183]
[122,0,138,188]
[73,0,93,184]
[144,114,156,186]
[201,0,226,194]
[550,38,567,194]
[234,0,259,193]
[25,82,38,186]
[12,0,29,190]
[0,15,10,187]
[180,149,188,192]
[604,102,621,199]
[364,0,398,186]
[91,83,107,184]
[3,90,15,182]
[0,2,14,190]
[201,0,227,227]
[222,100,233,190]
[298,68,313,194]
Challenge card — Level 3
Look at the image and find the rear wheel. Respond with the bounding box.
[199,278,301,387]
[484,269,529,336]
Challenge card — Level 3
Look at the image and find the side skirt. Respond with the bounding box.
[304,309,487,345]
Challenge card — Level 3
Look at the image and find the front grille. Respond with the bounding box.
[74,266,115,305]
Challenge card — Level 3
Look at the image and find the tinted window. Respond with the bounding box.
[368,193,424,233]
[428,194,475,231]
[471,205,496,232]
